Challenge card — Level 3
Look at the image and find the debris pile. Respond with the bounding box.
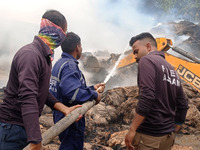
[0,20,199,150]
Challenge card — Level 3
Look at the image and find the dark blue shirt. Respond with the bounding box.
[49,52,98,123]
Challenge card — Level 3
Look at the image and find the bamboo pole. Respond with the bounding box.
[23,100,96,150]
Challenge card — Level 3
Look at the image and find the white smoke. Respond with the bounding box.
[0,0,197,88]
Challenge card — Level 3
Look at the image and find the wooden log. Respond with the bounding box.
[23,100,96,150]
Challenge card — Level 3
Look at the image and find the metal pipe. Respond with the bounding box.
[168,44,200,64]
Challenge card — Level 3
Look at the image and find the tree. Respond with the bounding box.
[141,0,200,22]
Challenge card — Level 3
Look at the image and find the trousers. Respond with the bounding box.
[133,132,175,150]
[0,121,27,150]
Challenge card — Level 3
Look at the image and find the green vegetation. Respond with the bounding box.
[143,0,200,22]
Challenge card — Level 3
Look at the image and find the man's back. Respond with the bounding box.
[136,51,188,136]
[0,36,52,125]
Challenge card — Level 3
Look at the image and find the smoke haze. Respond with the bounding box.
[0,0,195,87]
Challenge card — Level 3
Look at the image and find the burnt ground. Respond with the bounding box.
[0,20,200,150]
[0,82,199,150]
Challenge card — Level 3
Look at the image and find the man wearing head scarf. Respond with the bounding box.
[0,10,81,150]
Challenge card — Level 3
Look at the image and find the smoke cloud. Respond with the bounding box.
[0,0,196,88]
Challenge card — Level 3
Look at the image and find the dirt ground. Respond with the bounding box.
[0,20,200,150]
[35,82,200,150]
[0,83,198,150]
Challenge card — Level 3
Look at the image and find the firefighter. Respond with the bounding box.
[49,32,105,150]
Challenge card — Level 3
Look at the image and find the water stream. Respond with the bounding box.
[103,44,129,84]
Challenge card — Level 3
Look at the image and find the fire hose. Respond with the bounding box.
[23,100,96,149]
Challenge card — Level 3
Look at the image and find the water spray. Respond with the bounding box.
[97,44,129,91]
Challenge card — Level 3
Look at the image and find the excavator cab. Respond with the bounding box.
[156,38,172,52]
[117,37,173,68]
[117,37,200,93]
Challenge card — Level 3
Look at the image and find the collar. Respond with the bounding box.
[61,52,79,64]
[34,36,51,57]
[148,50,165,59]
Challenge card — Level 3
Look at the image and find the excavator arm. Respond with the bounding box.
[165,53,200,92]
[117,38,200,93]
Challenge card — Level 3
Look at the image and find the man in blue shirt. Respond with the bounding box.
[49,32,105,150]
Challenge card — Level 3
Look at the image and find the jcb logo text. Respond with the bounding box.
[177,65,200,90]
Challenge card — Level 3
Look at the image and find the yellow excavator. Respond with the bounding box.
[117,38,200,93]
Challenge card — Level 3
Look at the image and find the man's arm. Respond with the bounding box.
[28,100,82,150]
[125,113,145,150]
[46,92,82,120]
[125,58,156,149]
[93,83,105,104]
[18,52,43,144]
[175,124,182,133]
[28,142,43,150]
[46,91,82,113]
[45,91,59,109]
[175,84,189,133]
[93,83,106,93]
[136,57,156,116]
[60,66,99,104]
[53,102,82,116]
